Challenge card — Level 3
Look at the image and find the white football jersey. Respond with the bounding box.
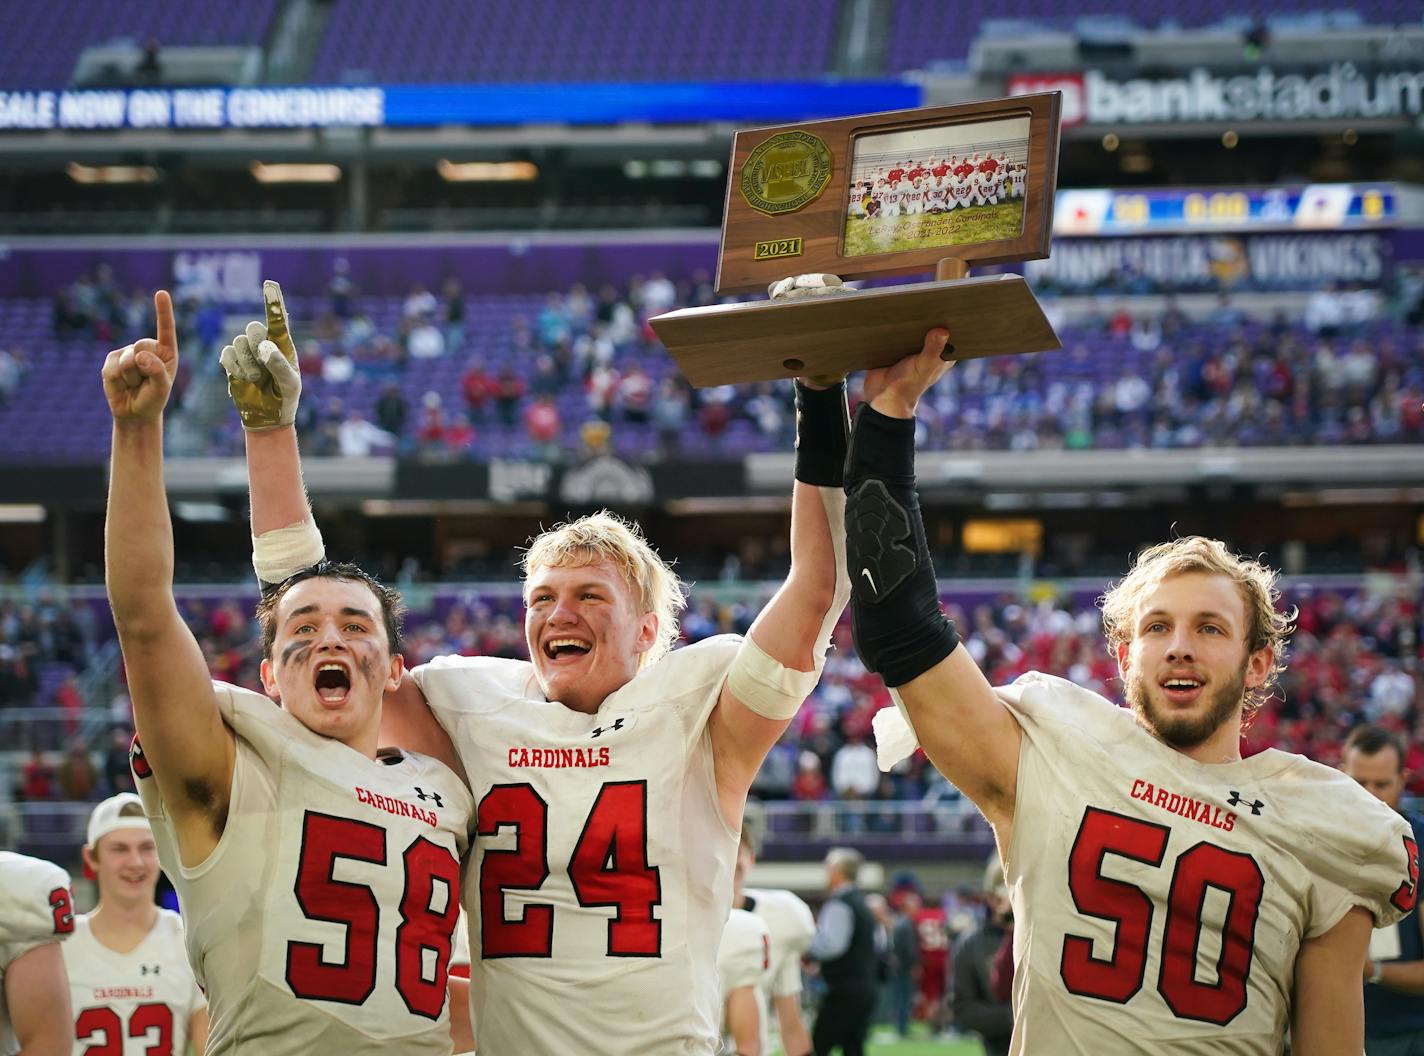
[999,673,1418,1055]
[743,888,814,999]
[743,887,814,1054]
[134,682,473,1055]
[411,634,745,1056]
[65,910,204,1056]
[0,852,74,1056]
[449,910,473,1056]
[717,908,770,1052]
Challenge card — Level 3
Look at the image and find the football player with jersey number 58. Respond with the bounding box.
[848,331,1419,1055]
[101,291,474,1054]
[221,279,851,1055]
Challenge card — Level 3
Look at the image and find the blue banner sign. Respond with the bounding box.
[0,81,921,131]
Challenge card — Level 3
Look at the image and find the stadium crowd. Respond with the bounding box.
[35,266,1424,464]
[4,580,1418,829]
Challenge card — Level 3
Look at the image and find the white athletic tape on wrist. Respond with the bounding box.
[727,485,851,721]
[252,519,325,586]
[726,637,819,721]
[872,690,921,772]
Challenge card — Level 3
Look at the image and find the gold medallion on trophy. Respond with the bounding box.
[739,131,834,217]
[651,94,1065,387]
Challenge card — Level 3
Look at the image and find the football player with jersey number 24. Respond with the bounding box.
[223,280,852,1055]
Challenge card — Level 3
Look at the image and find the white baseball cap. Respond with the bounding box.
[86,792,151,850]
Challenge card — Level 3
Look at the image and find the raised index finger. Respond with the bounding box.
[263,280,296,361]
[153,290,176,354]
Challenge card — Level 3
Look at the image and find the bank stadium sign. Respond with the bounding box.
[1009,64,1424,127]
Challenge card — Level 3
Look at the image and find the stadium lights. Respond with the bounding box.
[436,159,538,182]
[1120,150,1152,174]
[623,159,723,180]
[0,504,45,523]
[66,162,158,185]
[249,162,342,183]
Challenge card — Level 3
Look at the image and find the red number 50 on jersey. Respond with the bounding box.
[1061,807,1266,1026]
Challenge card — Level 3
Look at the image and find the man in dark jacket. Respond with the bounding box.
[951,855,1015,1056]
[807,848,879,1056]
[1343,724,1424,1056]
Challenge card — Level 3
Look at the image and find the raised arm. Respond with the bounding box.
[222,282,458,768]
[710,373,851,828]
[843,331,1022,837]
[103,291,233,867]
[219,281,319,570]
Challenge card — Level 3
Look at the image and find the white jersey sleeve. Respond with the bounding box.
[718,909,770,1001]
[1269,762,1418,934]
[995,671,1418,1055]
[0,852,73,965]
[745,888,815,997]
[134,681,473,1056]
[0,852,73,1056]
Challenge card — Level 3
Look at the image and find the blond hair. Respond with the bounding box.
[520,510,686,669]
[1099,536,1295,715]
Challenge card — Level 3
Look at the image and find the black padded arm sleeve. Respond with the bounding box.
[844,404,959,687]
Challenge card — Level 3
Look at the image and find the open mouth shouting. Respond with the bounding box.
[543,637,592,665]
[313,660,353,707]
[1160,673,1204,705]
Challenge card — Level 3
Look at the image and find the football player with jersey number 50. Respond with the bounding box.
[849,331,1419,1055]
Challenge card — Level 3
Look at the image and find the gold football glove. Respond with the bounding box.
[219,280,302,431]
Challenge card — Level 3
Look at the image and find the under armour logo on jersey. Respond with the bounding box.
[140,964,161,976]
[414,787,443,808]
[1227,791,1265,815]
[591,717,626,738]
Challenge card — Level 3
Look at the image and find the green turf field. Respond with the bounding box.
[774,1025,987,1055]
[843,201,1024,257]
[866,1029,986,1055]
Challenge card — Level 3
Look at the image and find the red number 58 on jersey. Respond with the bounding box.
[284,811,461,1019]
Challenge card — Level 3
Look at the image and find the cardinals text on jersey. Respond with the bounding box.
[998,673,1417,1055]
[133,683,472,1055]
[65,909,205,1056]
[412,635,745,1056]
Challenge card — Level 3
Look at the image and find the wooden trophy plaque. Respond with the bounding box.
[650,93,1063,387]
